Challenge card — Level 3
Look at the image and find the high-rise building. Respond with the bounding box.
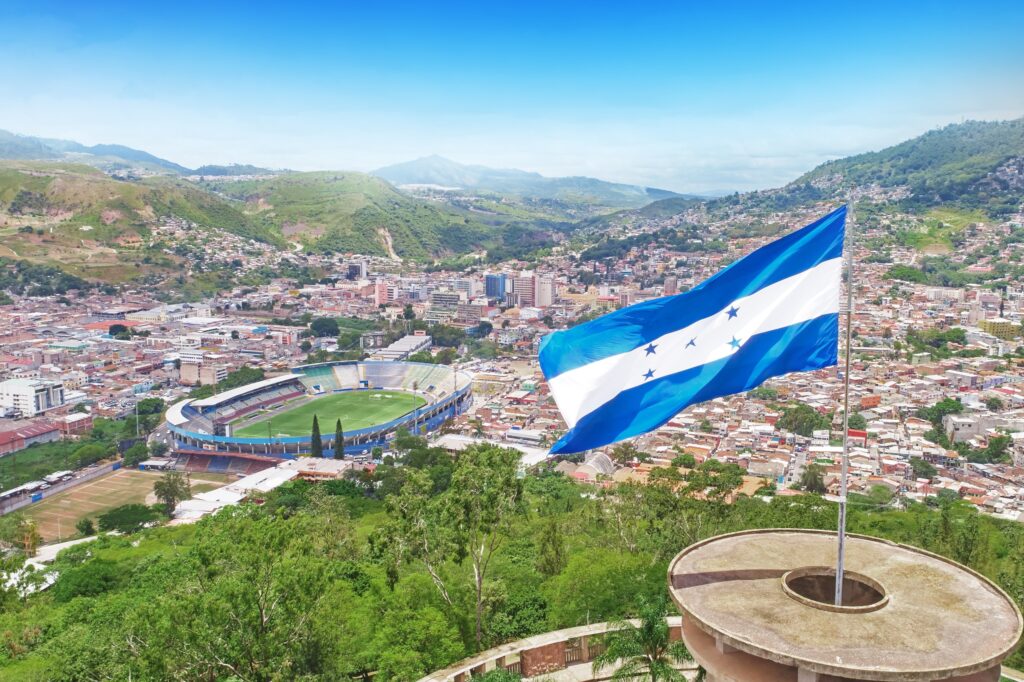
[430,291,463,308]
[513,271,537,307]
[373,280,390,306]
[346,260,367,280]
[485,274,507,301]
[535,276,555,308]
[664,275,678,296]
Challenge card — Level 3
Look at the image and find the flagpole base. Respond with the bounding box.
[668,529,1020,682]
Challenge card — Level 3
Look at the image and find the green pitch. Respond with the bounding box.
[234,390,426,438]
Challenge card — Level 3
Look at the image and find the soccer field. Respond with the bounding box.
[25,469,229,543]
[234,390,427,438]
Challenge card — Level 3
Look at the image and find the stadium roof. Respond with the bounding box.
[190,374,299,408]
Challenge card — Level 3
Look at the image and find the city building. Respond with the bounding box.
[980,318,1018,340]
[485,273,507,301]
[0,378,66,417]
[513,271,536,307]
[536,276,555,307]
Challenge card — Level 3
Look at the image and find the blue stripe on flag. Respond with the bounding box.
[539,205,845,379]
[549,312,839,454]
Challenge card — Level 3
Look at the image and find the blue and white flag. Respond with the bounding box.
[540,206,846,454]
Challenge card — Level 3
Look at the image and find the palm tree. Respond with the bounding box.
[592,597,700,682]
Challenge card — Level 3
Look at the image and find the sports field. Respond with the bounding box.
[24,469,229,543]
[233,390,427,438]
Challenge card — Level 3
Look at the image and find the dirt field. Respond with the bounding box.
[25,469,229,542]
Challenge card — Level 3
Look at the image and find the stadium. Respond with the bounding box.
[165,360,472,473]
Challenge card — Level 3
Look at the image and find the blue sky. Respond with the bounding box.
[1,0,1022,192]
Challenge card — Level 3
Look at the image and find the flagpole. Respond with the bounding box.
[835,201,854,607]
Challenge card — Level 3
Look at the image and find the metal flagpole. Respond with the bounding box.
[835,201,854,607]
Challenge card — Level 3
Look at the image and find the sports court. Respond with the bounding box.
[25,469,228,542]
[233,390,426,438]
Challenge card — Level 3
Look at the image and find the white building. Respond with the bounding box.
[535,276,555,308]
[0,378,66,417]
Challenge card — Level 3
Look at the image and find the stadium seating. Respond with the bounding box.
[207,456,231,473]
[299,365,339,392]
[361,362,409,389]
[333,364,360,389]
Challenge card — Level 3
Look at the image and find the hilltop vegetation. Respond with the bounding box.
[799,118,1024,217]
[3,438,1024,680]
[200,171,497,259]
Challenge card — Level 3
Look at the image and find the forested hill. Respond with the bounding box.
[797,117,1024,216]
[585,117,1024,235]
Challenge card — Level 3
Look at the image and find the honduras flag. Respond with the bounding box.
[540,206,846,454]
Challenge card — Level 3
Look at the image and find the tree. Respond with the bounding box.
[75,517,96,537]
[98,504,161,533]
[777,403,831,437]
[799,463,827,494]
[73,443,109,467]
[537,516,566,577]
[435,347,458,365]
[379,445,524,649]
[123,442,149,467]
[0,513,41,556]
[310,317,340,338]
[847,412,868,430]
[670,453,696,469]
[611,442,648,465]
[591,596,695,682]
[985,396,1005,411]
[149,441,170,458]
[311,415,323,457]
[698,418,714,433]
[334,418,345,459]
[153,471,192,514]
[910,457,938,480]
[444,445,524,648]
[403,304,416,320]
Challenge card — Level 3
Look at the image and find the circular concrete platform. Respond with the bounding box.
[668,529,1022,681]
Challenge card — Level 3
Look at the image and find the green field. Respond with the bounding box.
[234,390,426,438]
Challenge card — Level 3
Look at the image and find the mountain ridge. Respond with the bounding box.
[373,154,689,208]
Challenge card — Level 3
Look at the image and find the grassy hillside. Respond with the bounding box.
[0,162,279,282]
[201,171,496,259]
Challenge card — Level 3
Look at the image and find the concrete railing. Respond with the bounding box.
[418,617,684,682]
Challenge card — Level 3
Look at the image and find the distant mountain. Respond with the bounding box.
[373,155,687,209]
[199,171,497,259]
[0,129,190,174]
[797,117,1024,216]
[193,164,282,176]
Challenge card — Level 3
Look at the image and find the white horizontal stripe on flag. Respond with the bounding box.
[548,257,842,428]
